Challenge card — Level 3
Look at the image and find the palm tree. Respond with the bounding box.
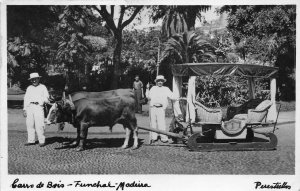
[151,6,211,38]
[160,31,217,64]
[151,6,217,65]
[151,6,217,88]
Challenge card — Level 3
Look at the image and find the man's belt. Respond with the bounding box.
[151,104,163,108]
[30,102,39,105]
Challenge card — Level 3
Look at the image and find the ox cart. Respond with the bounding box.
[139,63,280,152]
[48,64,280,152]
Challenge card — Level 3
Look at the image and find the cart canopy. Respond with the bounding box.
[172,63,278,78]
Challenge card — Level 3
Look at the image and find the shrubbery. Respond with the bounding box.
[195,76,271,107]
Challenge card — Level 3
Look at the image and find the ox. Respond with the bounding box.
[70,89,134,102]
[45,89,134,126]
[48,89,138,151]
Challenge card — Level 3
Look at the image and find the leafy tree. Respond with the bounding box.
[120,28,162,86]
[218,5,296,64]
[90,5,144,89]
[122,28,161,65]
[204,29,234,62]
[55,6,91,90]
[151,6,216,87]
[219,5,296,100]
[7,37,52,89]
[8,5,107,91]
[7,6,58,41]
[7,6,58,89]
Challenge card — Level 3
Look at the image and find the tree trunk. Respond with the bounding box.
[185,46,189,63]
[110,31,122,89]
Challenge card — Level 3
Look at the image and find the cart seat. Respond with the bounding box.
[177,98,222,123]
[233,100,273,123]
[194,101,222,123]
[226,98,263,120]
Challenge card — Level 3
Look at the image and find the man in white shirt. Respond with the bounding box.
[146,75,178,144]
[23,73,50,147]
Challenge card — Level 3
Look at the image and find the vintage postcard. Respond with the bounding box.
[1,0,299,191]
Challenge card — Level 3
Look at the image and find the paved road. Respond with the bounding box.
[7,109,295,174]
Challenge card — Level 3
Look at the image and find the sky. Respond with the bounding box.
[122,6,222,30]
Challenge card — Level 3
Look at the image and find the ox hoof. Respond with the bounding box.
[121,145,129,149]
[75,147,84,152]
[68,140,79,147]
[132,145,139,150]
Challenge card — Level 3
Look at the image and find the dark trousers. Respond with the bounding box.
[134,89,142,113]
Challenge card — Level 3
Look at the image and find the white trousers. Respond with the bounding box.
[26,104,45,144]
[149,107,168,141]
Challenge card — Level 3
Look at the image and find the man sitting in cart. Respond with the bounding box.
[146,75,182,144]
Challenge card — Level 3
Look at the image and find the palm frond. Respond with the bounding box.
[161,31,217,64]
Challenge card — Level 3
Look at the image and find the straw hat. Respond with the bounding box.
[28,73,42,80]
[154,75,166,83]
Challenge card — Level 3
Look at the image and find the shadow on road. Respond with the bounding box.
[46,136,145,150]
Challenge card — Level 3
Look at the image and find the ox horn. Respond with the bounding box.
[62,91,66,100]
[68,94,75,110]
[68,94,73,102]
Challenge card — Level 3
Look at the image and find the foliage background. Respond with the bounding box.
[7,5,296,106]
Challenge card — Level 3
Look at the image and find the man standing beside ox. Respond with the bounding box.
[23,73,50,147]
[146,75,179,144]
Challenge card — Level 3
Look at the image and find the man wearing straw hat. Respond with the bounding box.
[146,75,178,144]
[23,72,50,147]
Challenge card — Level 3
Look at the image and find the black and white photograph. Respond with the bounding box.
[1,1,299,191]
